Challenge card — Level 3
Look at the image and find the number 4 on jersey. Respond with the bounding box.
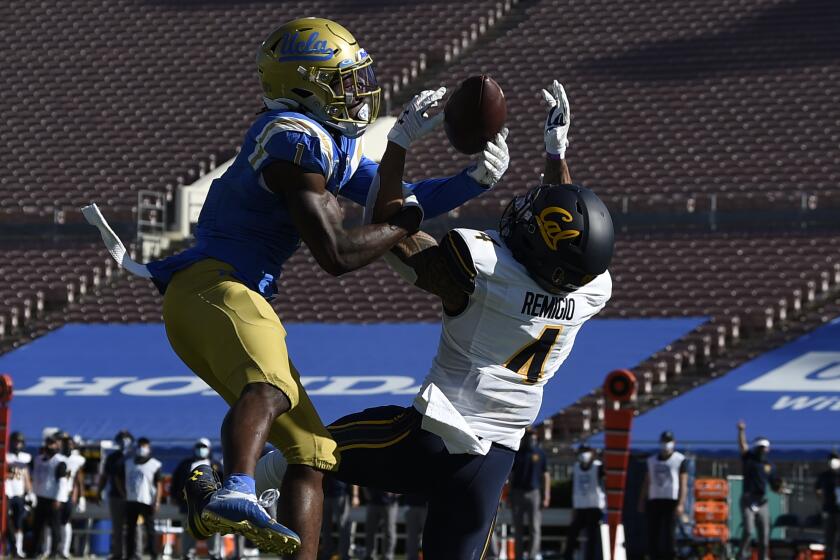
[504,326,563,384]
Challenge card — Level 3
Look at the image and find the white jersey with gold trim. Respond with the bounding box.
[414,228,611,453]
[5,452,31,497]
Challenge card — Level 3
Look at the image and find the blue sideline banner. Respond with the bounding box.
[624,317,840,451]
[7,319,702,442]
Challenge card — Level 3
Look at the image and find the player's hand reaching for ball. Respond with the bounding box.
[388,87,447,149]
[468,127,510,187]
[541,80,570,159]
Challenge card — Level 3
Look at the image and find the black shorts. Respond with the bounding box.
[59,500,74,524]
[329,405,515,560]
[7,496,26,529]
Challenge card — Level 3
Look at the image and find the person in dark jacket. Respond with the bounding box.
[170,438,223,559]
[99,430,133,560]
[737,421,782,560]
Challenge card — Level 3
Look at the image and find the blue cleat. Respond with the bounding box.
[199,485,300,555]
[183,464,221,540]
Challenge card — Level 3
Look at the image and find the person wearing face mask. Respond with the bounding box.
[6,432,33,558]
[124,437,163,560]
[99,430,134,560]
[171,438,224,560]
[31,434,69,558]
[816,452,840,560]
[564,445,605,560]
[510,427,550,560]
[737,421,780,560]
[56,432,86,559]
[637,431,687,560]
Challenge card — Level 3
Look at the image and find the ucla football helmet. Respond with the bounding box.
[257,17,381,138]
[500,184,614,294]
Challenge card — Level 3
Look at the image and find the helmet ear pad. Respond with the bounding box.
[501,184,614,294]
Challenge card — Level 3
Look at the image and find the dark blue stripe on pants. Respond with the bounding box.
[328,405,515,560]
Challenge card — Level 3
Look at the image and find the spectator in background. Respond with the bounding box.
[6,431,33,558]
[403,494,428,560]
[737,421,780,560]
[100,430,133,560]
[125,437,163,560]
[319,476,358,560]
[816,452,840,560]
[57,432,86,559]
[171,438,223,560]
[32,434,68,559]
[363,488,398,560]
[564,445,605,560]
[402,494,427,560]
[510,427,550,560]
[638,431,687,560]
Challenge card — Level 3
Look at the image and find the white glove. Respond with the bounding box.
[387,87,446,149]
[26,492,37,508]
[541,80,570,158]
[76,496,87,513]
[468,128,510,187]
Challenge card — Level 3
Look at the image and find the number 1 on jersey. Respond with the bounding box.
[504,326,563,384]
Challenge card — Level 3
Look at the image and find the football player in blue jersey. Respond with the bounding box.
[85,16,509,559]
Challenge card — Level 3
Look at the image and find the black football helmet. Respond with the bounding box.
[10,431,24,450]
[500,183,614,294]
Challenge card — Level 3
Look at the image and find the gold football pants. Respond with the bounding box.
[162,258,338,471]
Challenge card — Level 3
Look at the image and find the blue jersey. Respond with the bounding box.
[148,110,488,298]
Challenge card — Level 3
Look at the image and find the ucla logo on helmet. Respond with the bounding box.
[277,31,334,61]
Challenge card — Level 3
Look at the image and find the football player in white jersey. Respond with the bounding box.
[6,432,32,558]
[235,80,614,558]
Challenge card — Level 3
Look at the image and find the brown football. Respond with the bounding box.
[444,75,506,155]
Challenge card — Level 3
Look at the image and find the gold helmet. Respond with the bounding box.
[257,17,381,138]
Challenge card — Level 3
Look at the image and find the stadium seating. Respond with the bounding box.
[3,0,840,446]
[0,242,114,339]
[8,230,837,332]
[1,0,514,222]
[403,0,840,212]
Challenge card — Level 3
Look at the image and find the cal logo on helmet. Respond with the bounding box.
[536,206,580,251]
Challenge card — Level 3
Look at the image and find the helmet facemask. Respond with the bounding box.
[296,55,381,137]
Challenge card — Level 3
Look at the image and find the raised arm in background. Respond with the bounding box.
[737,420,749,455]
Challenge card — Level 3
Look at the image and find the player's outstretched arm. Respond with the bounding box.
[540,80,573,185]
[265,160,421,277]
[370,88,446,223]
[386,231,470,314]
[352,89,509,224]
[544,155,572,185]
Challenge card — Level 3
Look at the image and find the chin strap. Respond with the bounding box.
[81,203,152,278]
